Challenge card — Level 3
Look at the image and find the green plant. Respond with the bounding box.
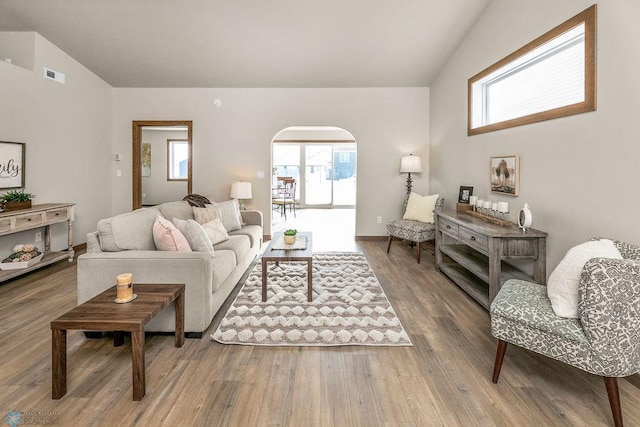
[283,229,297,236]
[1,189,35,202]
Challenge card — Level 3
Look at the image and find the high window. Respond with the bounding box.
[468,5,596,135]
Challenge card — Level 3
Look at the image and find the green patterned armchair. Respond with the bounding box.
[490,239,640,427]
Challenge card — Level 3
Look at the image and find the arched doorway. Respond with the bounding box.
[271,126,357,251]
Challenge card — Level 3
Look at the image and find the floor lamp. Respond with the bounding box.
[400,154,422,204]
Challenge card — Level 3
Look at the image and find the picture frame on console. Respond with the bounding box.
[0,141,25,189]
[458,186,473,203]
[490,155,519,196]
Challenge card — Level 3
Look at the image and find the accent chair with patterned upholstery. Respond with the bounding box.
[386,196,444,263]
[490,238,640,427]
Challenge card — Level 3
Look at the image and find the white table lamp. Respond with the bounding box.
[400,154,422,197]
[230,181,252,210]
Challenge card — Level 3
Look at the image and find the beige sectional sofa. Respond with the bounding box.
[77,201,262,337]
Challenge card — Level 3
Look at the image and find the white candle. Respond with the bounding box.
[477,199,484,207]
[498,202,509,213]
[469,196,478,206]
[483,200,491,209]
[491,202,498,211]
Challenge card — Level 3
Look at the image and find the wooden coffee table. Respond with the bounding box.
[51,283,185,401]
[262,231,313,302]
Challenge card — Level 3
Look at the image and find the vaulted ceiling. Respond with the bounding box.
[0,0,492,88]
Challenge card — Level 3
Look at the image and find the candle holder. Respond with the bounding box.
[115,273,137,303]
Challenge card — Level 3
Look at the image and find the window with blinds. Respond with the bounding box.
[468,5,596,135]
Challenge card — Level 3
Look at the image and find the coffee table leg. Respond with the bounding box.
[175,291,184,348]
[131,330,145,401]
[52,328,67,399]
[262,259,268,302]
[114,331,124,347]
[307,260,313,302]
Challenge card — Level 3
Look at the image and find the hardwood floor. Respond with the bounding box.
[1,242,639,426]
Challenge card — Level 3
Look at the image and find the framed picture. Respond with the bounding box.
[490,155,520,196]
[458,186,473,203]
[0,141,25,189]
[141,143,151,177]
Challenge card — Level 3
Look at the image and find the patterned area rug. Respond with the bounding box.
[211,252,412,346]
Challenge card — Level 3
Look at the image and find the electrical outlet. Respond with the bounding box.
[35,232,42,242]
[377,216,382,224]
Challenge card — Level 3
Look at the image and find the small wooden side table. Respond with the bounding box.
[51,283,185,401]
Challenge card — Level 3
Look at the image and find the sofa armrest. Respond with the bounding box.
[241,210,263,228]
[86,231,102,253]
[77,250,216,332]
[579,257,640,375]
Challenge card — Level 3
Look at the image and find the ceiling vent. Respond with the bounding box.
[44,67,65,84]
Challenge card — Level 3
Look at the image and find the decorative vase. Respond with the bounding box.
[284,234,296,245]
[2,200,32,212]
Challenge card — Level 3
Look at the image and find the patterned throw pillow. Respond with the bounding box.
[152,214,192,252]
[193,205,220,225]
[201,218,230,245]
[172,218,214,253]
[403,192,440,224]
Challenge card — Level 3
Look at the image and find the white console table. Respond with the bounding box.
[0,203,75,282]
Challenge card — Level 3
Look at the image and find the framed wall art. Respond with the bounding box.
[141,143,151,177]
[0,141,25,189]
[458,186,473,203]
[490,155,519,196]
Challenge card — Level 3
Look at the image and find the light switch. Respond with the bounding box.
[116,169,122,177]
[257,171,265,179]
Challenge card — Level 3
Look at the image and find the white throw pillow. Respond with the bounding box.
[193,205,220,225]
[202,218,230,245]
[547,239,623,318]
[403,192,439,224]
[172,218,214,253]
[210,200,242,232]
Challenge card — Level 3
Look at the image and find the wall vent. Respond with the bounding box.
[44,67,65,84]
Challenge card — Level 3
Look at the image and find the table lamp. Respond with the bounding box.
[230,181,252,210]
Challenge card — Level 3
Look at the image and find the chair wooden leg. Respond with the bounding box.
[605,377,623,427]
[492,339,508,384]
[386,236,393,253]
[416,242,421,263]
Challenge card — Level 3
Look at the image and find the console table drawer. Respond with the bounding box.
[0,218,11,233]
[439,217,459,237]
[459,226,488,253]
[14,212,44,230]
[46,208,69,223]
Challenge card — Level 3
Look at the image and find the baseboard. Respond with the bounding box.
[355,236,387,241]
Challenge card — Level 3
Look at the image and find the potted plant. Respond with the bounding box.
[283,229,297,245]
[1,189,35,212]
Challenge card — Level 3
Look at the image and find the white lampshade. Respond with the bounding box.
[400,155,422,173]
[230,181,252,200]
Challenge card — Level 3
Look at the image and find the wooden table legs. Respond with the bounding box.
[51,329,67,399]
[131,330,145,401]
[261,259,313,302]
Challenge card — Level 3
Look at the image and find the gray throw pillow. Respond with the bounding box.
[172,218,214,254]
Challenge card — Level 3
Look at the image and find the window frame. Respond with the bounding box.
[166,139,189,181]
[467,4,596,136]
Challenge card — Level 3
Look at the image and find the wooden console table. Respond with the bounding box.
[0,203,74,282]
[435,210,547,309]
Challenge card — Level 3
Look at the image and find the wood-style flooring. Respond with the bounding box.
[1,241,639,426]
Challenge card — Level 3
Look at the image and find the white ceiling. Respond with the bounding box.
[0,0,492,88]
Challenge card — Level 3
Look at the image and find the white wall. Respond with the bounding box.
[430,0,640,269]
[113,88,430,236]
[0,32,113,253]
[141,128,189,205]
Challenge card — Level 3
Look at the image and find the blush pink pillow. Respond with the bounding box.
[152,214,192,252]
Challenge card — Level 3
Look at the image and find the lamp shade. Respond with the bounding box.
[400,155,422,173]
[230,181,252,199]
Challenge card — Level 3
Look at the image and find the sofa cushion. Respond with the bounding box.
[97,207,159,251]
[153,214,192,252]
[214,234,250,263]
[193,205,220,225]
[158,201,195,221]
[172,218,214,253]
[210,250,237,292]
[229,225,262,248]
[202,218,230,245]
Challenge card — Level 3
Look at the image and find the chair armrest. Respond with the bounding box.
[579,257,640,375]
